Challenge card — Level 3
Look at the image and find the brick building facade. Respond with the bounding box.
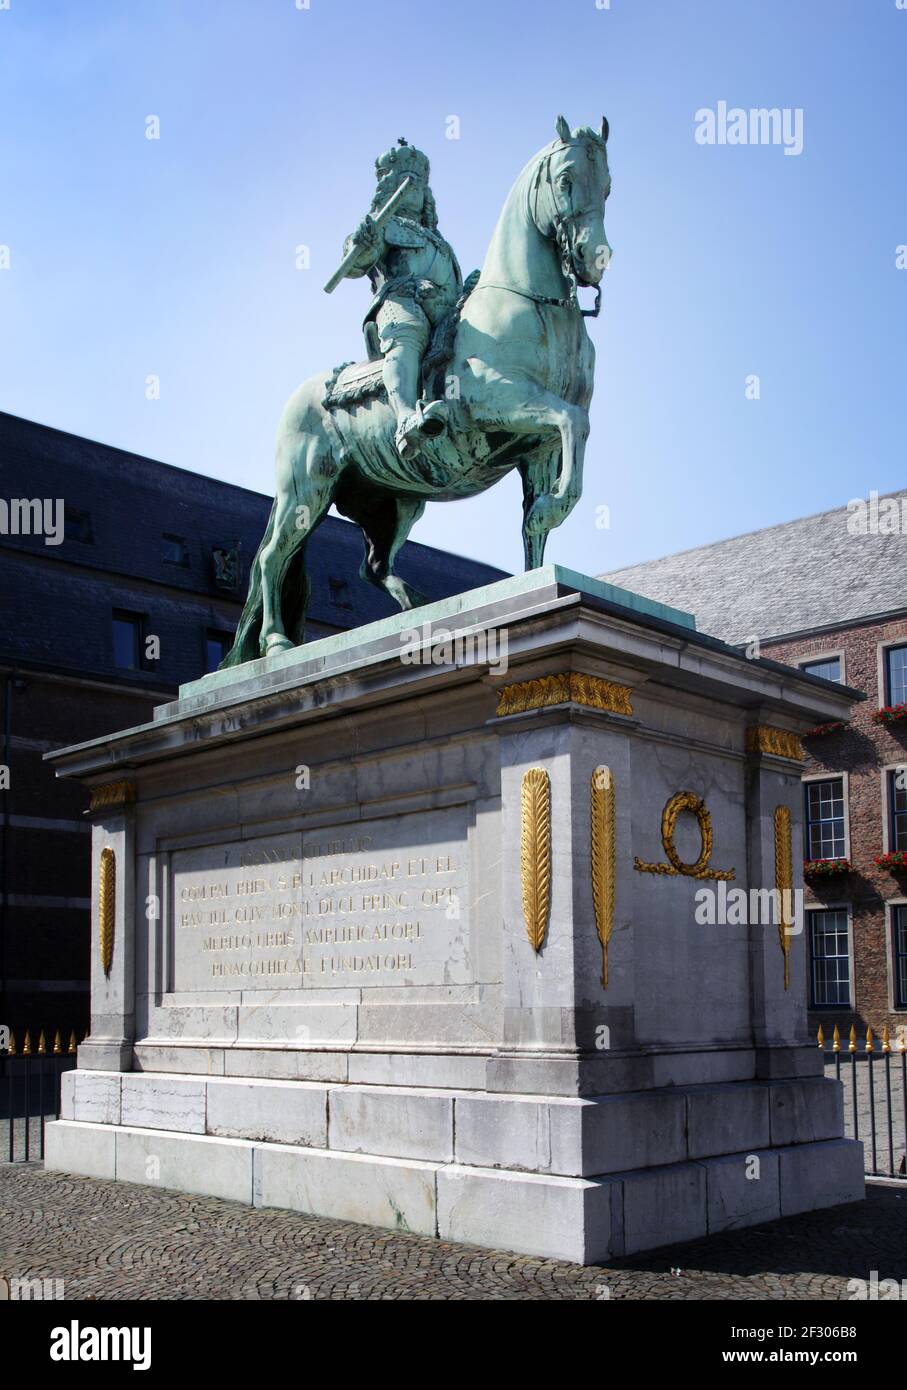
[603,492,907,1041]
[760,616,907,1040]
[0,411,506,1040]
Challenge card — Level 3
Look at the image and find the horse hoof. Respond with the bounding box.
[263,634,294,656]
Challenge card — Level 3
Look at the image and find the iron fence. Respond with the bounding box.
[0,1029,78,1162]
[819,1024,907,1179]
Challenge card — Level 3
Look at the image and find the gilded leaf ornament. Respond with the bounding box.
[590,766,616,988]
[520,768,552,952]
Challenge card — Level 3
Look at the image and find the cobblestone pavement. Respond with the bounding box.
[0,1164,905,1300]
[825,1058,907,1177]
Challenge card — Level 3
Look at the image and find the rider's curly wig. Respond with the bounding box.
[371,175,439,231]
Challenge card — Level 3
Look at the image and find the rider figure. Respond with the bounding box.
[341,140,463,460]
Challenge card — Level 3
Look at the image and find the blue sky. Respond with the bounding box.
[1,0,904,576]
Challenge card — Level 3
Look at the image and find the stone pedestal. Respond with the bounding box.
[44,567,864,1262]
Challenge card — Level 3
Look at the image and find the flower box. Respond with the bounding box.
[872,703,907,727]
[876,850,907,872]
[803,721,846,739]
[803,858,851,877]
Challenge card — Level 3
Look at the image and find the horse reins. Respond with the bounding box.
[474,142,605,318]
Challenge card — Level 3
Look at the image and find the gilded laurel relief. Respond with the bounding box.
[520,768,552,952]
[745,726,804,762]
[774,805,794,990]
[98,847,115,977]
[634,790,735,881]
[88,780,136,813]
[590,766,616,988]
[497,672,632,719]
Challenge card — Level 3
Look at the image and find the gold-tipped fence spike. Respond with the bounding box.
[849,1025,857,1052]
[22,1030,31,1055]
[53,1030,62,1055]
[882,1024,891,1053]
[67,1031,78,1055]
[817,1024,824,1049]
[37,1030,46,1055]
[866,1024,874,1052]
[8,1030,15,1056]
[833,1024,841,1051]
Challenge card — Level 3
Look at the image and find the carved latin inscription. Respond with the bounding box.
[169,808,470,992]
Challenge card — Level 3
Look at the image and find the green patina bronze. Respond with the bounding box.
[222,115,613,667]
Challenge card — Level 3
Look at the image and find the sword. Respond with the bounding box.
[323,176,413,294]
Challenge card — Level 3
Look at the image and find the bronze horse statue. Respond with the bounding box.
[222,116,612,666]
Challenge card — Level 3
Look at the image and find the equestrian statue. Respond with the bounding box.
[221,115,612,666]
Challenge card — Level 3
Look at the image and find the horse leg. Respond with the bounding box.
[367,497,428,609]
[335,477,428,610]
[519,443,561,570]
[258,438,336,655]
[467,377,590,562]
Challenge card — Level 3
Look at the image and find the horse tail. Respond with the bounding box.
[219,499,276,668]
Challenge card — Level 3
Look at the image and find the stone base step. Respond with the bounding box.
[60,1068,851,1178]
[44,1119,865,1265]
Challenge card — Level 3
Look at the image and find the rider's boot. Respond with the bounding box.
[393,399,448,459]
[417,398,447,438]
[384,340,448,460]
[394,410,424,460]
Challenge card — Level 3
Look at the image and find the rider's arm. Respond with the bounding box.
[341,217,385,278]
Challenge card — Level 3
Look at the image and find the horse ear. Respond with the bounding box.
[600,115,610,143]
[555,115,571,142]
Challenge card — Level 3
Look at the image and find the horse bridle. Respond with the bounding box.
[536,142,605,318]
[473,141,607,317]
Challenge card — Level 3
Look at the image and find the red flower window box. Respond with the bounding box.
[803,858,851,878]
[872,703,907,727]
[876,850,907,872]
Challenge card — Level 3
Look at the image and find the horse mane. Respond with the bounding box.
[569,125,608,154]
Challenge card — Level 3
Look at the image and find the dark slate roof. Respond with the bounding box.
[600,490,907,645]
[0,412,507,686]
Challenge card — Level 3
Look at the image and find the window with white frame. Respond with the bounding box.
[809,909,851,1008]
[801,655,842,683]
[894,905,907,1010]
[805,778,846,860]
[885,644,907,707]
[889,770,907,852]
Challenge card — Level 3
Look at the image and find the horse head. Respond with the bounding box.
[533,115,612,297]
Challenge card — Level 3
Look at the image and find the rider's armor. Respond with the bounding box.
[341,141,463,459]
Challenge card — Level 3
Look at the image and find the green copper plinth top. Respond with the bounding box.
[177,565,695,705]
